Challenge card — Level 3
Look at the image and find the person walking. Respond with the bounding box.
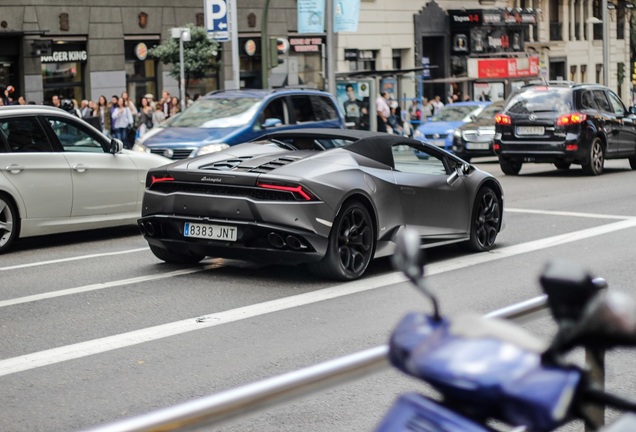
[152,103,166,128]
[111,97,134,148]
[96,95,112,137]
[375,91,390,133]
[137,97,154,139]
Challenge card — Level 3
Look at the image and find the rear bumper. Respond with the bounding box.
[138,214,328,265]
[494,136,587,162]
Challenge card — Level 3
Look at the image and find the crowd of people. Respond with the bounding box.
[1,84,198,149]
[374,92,449,138]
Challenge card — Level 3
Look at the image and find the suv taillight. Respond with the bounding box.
[556,113,587,126]
[495,113,512,125]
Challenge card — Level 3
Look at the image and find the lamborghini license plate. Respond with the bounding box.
[184,222,237,241]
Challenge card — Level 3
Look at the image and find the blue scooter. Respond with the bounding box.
[376,228,636,432]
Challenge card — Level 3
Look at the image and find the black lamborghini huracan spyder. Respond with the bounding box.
[138,129,504,280]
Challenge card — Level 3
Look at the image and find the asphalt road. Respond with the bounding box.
[2,158,636,431]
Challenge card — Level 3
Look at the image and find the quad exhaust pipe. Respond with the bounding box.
[267,232,304,250]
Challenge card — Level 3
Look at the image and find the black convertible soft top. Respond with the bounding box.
[256,128,427,170]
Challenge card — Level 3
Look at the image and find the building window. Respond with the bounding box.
[550,1,562,41]
[617,6,625,40]
[593,0,602,40]
[392,49,401,70]
[595,63,602,83]
[41,40,87,104]
[124,39,159,106]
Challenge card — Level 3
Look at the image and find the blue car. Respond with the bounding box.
[133,88,346,160]
[413,101,491,151]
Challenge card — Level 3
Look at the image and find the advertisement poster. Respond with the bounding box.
[336,80,371,130]
[334,0,361,32]
[298,0,325,34]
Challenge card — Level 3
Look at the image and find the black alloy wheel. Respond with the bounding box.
[499,158,522,175]
[466,187,500,252]
[308,200,375,281]
[0,194,19,254]
[582,138,604,176]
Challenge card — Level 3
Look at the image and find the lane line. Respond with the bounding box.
[0,265,219,308]
[0,247,149,271]
[505,208,633,220]
[0,208,623,273]
[2,217,636,377]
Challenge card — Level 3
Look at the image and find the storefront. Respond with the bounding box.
[124,38,159,105]
[0,34,21,101]
[40,40,87,104]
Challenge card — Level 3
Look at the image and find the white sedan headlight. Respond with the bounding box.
[132,142,151,153]
[193,143,231,156]
[453,130,461,137]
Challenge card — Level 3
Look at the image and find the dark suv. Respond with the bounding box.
[493,81,636,175]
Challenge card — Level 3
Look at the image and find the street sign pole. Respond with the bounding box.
[229,0,239,88]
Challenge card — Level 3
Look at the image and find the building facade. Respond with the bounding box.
[0,0,631,107]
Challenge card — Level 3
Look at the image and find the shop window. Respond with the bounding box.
[125,40,159,106]
[41,42,87,104]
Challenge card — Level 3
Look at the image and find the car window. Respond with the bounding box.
[170,97,262,128]
[311,96,339,121]
[607,91,626,115]
[580,91,597,110]
[290,95,316,123]
[592,90,611,112]
[0,117,53,153]
[431,105,478,122]
[262,98,289,125]
[392,144,448,176]
[475,102,505,120]
[506,87,572,114]
[47,117,106,153]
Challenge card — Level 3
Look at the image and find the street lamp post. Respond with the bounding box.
[171,27,191,111]
[602,0,609,86]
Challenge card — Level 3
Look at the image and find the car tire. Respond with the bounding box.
[0,194,19,254]
[629,155,636,170]
[149,244,205,264]
[554,160,571,170]
[465,187,501,252]
[307,200,375,281]
[499,158,522,175]
[582,138,604,176]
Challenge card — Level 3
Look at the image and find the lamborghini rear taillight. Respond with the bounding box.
[256,182,316,201]
[147,174,174,188]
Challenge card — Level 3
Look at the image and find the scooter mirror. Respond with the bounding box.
[540,259,607,325]
[561,290,636,352]
[392,228,424,282]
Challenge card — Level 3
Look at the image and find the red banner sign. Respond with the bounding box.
[470,56,539,79]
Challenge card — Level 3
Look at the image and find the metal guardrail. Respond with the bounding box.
[85,294,601,432]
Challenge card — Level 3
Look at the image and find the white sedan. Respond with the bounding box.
[0,105,170,253]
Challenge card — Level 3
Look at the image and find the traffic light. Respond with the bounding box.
[269,37,288,67]
[617,62,625,83]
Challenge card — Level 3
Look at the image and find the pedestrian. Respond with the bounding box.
[144,93,156,110]
[152,103,166,128]
[170,96,181,117]
[159,90,171,118]
[137,97,154,138]
[80,99,92,118]
[51,94,61,108]
[111,97,134,148]
[431,95,444,116]
[375,91,390,133]
[121,91,138,116]
[17,95,27,105]
[96,95,111,137]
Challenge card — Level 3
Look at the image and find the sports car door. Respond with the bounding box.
[45,116,138,217]
[391,144,470,237]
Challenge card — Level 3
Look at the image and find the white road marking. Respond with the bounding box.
[505,208,633,220]
[1,217,636,377]
[0,247,149,271]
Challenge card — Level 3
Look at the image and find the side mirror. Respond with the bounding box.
[560,290,636,352]
[540,259,606,325]
[110,138,124,154]
[263,118,283,129]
